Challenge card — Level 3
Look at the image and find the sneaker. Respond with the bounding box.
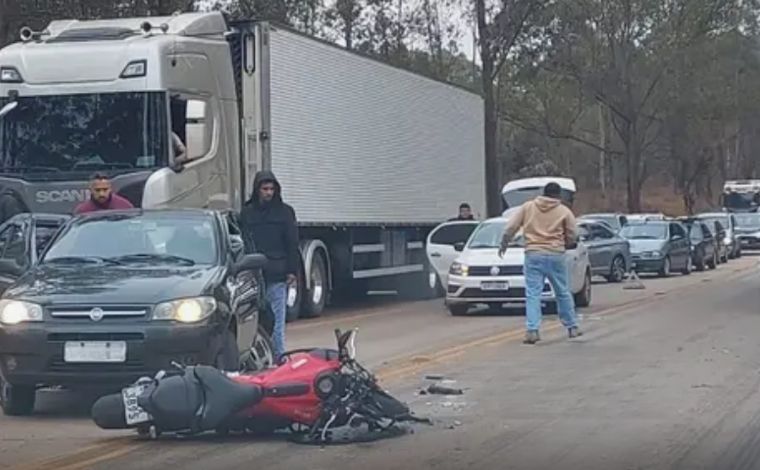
[523,330,540,344]
[568,327,583,338]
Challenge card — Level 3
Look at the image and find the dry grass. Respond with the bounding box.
[574,185,720,217]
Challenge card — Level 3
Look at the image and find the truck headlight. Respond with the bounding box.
[0,300,43,325]
[449,262,468,276]
[153,297,217,323]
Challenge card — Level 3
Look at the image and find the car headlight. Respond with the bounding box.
[0,300,43,325]
[153,297,217,323]
[449,262,468,276]
[724,237,732,245]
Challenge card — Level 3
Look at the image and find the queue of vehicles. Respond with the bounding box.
[426,177,760,317]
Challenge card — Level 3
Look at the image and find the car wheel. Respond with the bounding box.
[658,257,671,277]
[0,378,35,416]
[301,252,328,318]
[240,327,275,372]
[681,257,692,275]
[447,304,469,316]
[707,252,717,270]
[573,270,592,307]
[608,255,626,283]
[215,328,240,371]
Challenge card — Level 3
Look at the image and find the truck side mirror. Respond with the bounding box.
[184,99,209,162]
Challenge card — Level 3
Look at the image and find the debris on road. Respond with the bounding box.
[427,384,464,395]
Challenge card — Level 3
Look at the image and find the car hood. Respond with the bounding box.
[5,264,224,306]
[459,247,527,265]
[626,239,666,252]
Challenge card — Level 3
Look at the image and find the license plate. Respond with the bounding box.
[63,341,126,363]
[123,384,151,425]
[481,281,509,291]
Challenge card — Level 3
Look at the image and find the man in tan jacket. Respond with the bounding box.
[498,182,581,344]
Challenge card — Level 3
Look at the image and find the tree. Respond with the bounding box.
[475,0,543,216]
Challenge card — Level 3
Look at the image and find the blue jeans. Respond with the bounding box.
[524,252,578,332]
[266,282,287,360]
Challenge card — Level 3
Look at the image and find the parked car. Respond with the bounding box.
[577,220,631,282]
[444,217,592,316]
[579,213,629,232]
[619,220,691,277]
[626,213,666,223]
[681,219,718,271]
[733,212,760,250]
[425,220,481,294]
[0,213,69,295]
[704,220,729,264]
[0,209,274,416]
[695,212,741,259]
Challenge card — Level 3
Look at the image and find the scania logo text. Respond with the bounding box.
[35,189,90,204]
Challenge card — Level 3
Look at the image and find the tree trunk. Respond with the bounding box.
[623,123,642,213]
[482,64,500,216]
[597,102,606,193]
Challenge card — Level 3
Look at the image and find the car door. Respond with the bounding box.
[31,219,67,264]
[591,223,618,272]
[578,223,604,274]
[0,217,32,294]
[668,222,689,268]
[223,212,260,355]
[426,221,480,287]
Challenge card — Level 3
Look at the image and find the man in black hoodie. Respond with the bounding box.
[240,171,299,362]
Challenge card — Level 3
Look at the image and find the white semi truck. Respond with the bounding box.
[0,12,486,319]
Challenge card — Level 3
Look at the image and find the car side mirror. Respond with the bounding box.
[232,253,267,275]
[454,242,465,252]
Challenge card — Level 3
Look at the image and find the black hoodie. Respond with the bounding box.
[240,171,300,283]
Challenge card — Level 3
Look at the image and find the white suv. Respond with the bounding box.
[443,217,592,316]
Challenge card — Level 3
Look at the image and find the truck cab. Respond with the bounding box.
[0,13,239,215]
[720,180,760,213]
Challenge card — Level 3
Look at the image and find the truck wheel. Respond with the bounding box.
[573,270,592,307]
[447,304,469,316]
[0,378,35,416]
[302,252,327,318]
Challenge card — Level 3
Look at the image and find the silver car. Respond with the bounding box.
[577,220,632,282]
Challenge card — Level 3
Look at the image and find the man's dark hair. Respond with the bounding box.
[90,172,110,182]
[543,182,561,198]
[459,202,471,210]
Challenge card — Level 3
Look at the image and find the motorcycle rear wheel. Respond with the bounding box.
[91,393,129,430]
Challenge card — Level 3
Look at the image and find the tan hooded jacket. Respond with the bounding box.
[501,196,577,253]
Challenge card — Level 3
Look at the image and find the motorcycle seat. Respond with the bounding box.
[193,365,263,429]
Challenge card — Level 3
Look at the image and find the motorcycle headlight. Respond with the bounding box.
[0,300,43,325]
[153,297,217,323]
[449,262,468,276]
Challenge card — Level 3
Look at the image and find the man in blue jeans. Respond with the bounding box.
[498,182,581,344]
[240,171,300,362]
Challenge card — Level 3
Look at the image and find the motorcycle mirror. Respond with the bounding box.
[337,328,358,360]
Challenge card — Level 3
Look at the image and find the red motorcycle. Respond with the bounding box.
[91,329,428,443]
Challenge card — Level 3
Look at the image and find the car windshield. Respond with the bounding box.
[620,223,667,240]
[0,92,168,182]
[467,220,525,248]
[734,213,760,228]
[42,212,217,266]
[698,215,729,230]
[583,215,619,230]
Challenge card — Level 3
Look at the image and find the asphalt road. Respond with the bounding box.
[2,253,759,470]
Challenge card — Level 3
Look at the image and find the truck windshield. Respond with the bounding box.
[0,92,168,181]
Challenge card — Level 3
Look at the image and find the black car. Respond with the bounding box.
[0,209,273,416]
[682,219,718,271]
[0,213,70,294]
